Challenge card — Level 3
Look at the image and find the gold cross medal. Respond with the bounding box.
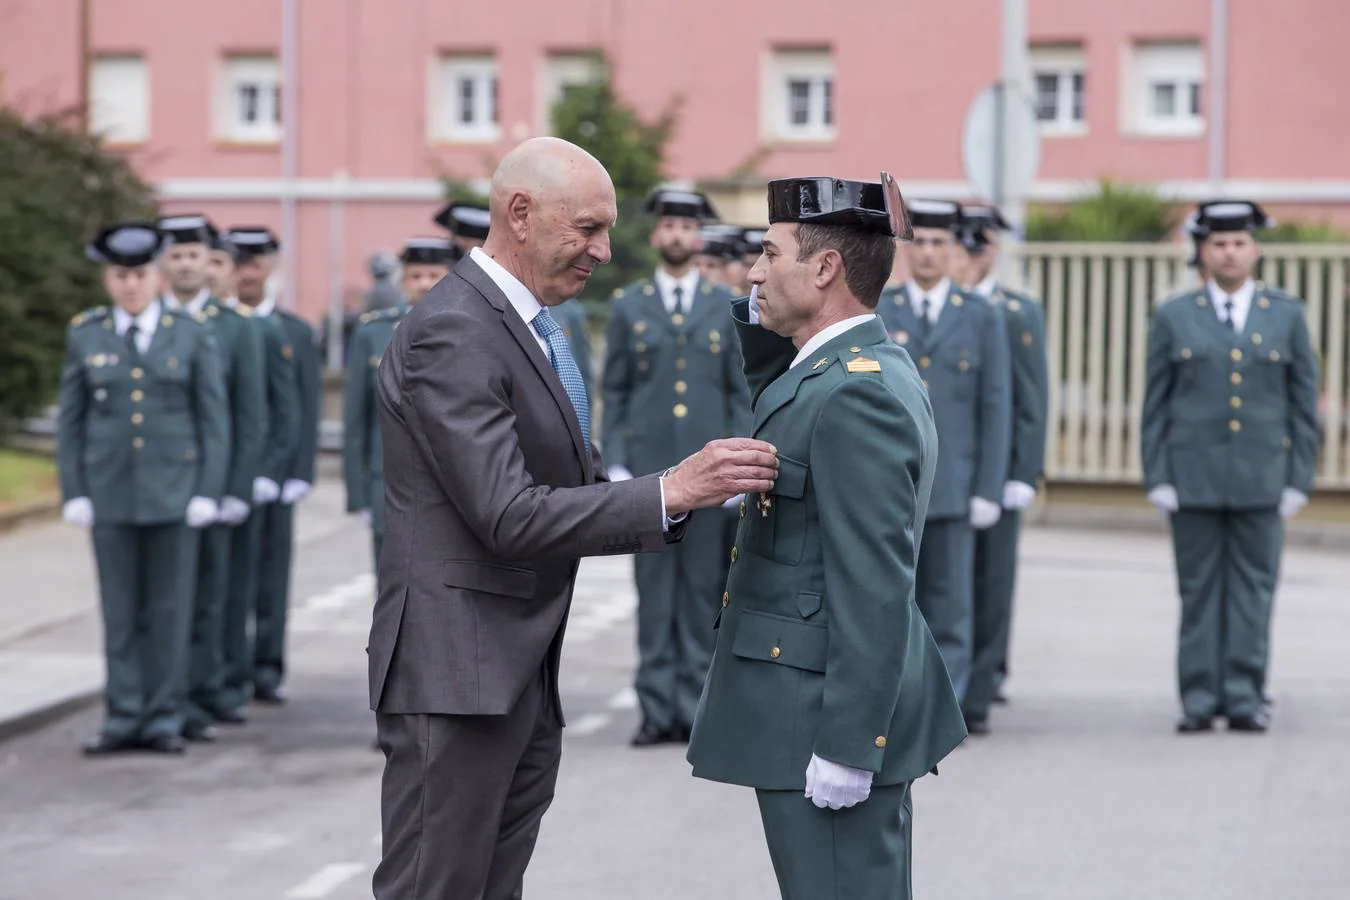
[757,493,773,518]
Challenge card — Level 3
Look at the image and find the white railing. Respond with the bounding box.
[1008,242,1350,490]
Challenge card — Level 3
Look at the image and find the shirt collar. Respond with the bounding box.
[654,266,700,301]
[1207,278,1255,309]
[973,276,998,298]
[164,288,211,314]
[470,246,544,328]
[255,294,277,317]
[790,315,877,369]
[113,299,161,336]
[907,277,951,311]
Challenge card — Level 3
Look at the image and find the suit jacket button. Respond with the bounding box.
[769,646,781,659]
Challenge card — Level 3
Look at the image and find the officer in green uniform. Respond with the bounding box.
[157,215,268,741]
[697,225,747,290]
[735,227,767,296]
[343,237,454,567]
[603,188,752,746]
[1141,201,1318,733]
[876,199,1012,705]
[687,176,966,900]
[58,222,231,755]
[218,227,301,718]
[227,226,321,705]
[955,205,1049,732]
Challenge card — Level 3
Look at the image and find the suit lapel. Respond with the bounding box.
[685,279,723,333]
[456,258,593,482]
[925,291,965,351]
[885,286,924,352]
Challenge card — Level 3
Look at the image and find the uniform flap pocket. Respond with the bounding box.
[442,560,537,599]
[796,591,822,618]
[731,609,827,673]
[1171,345,1206,362]
[1255,344,1290,364]
[773,455,809,499]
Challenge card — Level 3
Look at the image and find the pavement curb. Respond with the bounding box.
[0,683,101,744]
[0,494,60,535]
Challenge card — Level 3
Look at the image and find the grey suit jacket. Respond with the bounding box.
[368,257,682,722]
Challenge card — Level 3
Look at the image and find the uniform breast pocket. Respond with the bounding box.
[746,454,809,565]
[941,347,981,394]
[1253,342,1291,386]
[1171,346,1209,386]
[155,360,191,410]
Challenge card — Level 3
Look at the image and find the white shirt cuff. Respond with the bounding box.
[659,474,687,532]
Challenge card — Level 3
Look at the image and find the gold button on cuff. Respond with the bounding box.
[132,437,145,449]
[131,367,144,380]
[1230,396,1242,409]
[130,390,144,402]
[769,646,781,659]
[1229,420,1242,432]
[673,403,688,418]
[875,736,887,748]
[131,413,144,425]
[675,380,687,395]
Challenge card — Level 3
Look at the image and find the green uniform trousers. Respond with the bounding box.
[221,509,264,711]
[756,781,914,900]
[254,500,296,693]
[966,510,1021,722]
[1170,508,1282,720]
[633,508,730,733]
[90,522,197,741]
[915,519,975,702]
[185,523,232,729]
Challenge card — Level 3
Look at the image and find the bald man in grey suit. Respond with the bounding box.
[368,137,779,900]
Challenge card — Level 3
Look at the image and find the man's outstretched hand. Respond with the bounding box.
[662,438,778,516]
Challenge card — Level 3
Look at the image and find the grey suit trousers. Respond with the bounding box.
[373,672,563,900]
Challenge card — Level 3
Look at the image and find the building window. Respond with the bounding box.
[220,55,281,143]
[88,55,149,144]
[434,54,500,143]
[763,49,835,142]
[539,51,603,132]
[1126,40,1204,137]
[1029,44,1086,135]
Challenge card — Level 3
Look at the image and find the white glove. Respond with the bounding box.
[1002,480,1037,511]
[281,479,312,505]
[219,496,251,525]
[607,466,634,483]
[62,497,94,528]
[970,497,1002,530]
[721,493,744,510]
[1279,487,1308,519]
[356,509,373,525]
[804,753,873,810]
[253,477,281,505]
[185,496,219,528]
[1147,484,1179,514]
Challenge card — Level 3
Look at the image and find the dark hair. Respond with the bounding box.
[795,224,895,309]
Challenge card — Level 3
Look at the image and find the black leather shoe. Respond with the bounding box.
[630,722,673,747]
[183,722,218,743]
[1176,715,1215,733]
[1227,711,1270,733]
[253,685,287,705]
[211,706,248,725]
[965,717,991,736]
[143,734,187,754]
[81,733,139,756]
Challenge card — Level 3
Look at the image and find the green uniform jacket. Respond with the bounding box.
[1140,285,1319,508]
[274,310,322,485]
[687,301,967,790]
[250,312,301,484]
[203,298,267,502]
[57,305,230,524]
[602,277,751,472]
[552,298,594,404]
[877,285,1012,518]
[989,286,1049,486]
[343,305,403,533]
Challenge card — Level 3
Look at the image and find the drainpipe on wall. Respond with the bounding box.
[280,0,299,312]
[1208,0,1228,196]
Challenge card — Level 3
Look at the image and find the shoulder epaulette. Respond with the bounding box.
[69,306,109,328]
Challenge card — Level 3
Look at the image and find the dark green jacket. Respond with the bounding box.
[1141,284,1319,508]
[248,311,300,485]
[203,297,267,502]
[57,305,230,525]
[687,301,967,790]
[274,310,322,485]
[988,286,1049,486]
[343,305,403,533]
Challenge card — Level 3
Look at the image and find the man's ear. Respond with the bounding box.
[507,191,531,242]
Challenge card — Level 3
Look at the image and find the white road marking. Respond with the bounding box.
[284,862,366,898]
[607,687,638,710]
[225,831,292,853]
[565,712,611,737]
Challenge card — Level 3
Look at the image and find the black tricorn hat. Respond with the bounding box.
[1192,200,1273,236]
[225,226,281,258]
[85,222,166,267]
[400,236,457,266]
[645,188,719,222]
[766,173,912,239]
[433,202,491,240]
[157,213,218,246]
[699,226,743,261]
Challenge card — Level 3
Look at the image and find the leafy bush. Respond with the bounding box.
[1025,180,1180,242]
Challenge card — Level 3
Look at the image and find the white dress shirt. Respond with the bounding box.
[112,301,161,355]
[469,248,679,527]
[1207,278,1254,334]
[973,276,998,299]
[162,289,211,315]
[907,277,953,324]
[790,315,878,369]
[654,267,700,315]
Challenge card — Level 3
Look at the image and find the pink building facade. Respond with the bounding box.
[3,0,1349,327]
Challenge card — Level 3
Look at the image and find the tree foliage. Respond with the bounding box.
[0,106,157,429]
[1025,180,1180,242]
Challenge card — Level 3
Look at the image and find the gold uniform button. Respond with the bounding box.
[849,345,861,353]
[1231,349,1243,362]
[130,390,144,402]
[1269,351,1281,362]
[131,413,144,425]
[769,646,781,659]
[1230,396,1242,409]
[958,360,970,372]
[1180,348,1192,359]
[1229,419,1242,432]
[675,380,687,395]
[730,547,738,563]
[919,356,931,368]
[739,501,746,519]
[1282,436,1292,449]
[671,313,685,326]
[132,437,145,449]
[1252,333,1262,345]
[673,403,688,418]
[131,367,144,380]
[722,592,730,608]
[875,736,887,748]
[1231,372,1242,385]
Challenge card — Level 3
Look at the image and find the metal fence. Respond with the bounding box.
[1009,242,1350,489]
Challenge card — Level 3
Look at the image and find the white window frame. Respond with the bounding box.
[762,49,836,143]
[218,55,282,144]
[1125,40,1205,138]
[537,52,603,134]
[1029,44,1086,136]
[432,54,501,144]
[89,55,150,144]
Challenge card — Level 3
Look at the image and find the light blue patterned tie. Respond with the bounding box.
[532,308,591,447]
